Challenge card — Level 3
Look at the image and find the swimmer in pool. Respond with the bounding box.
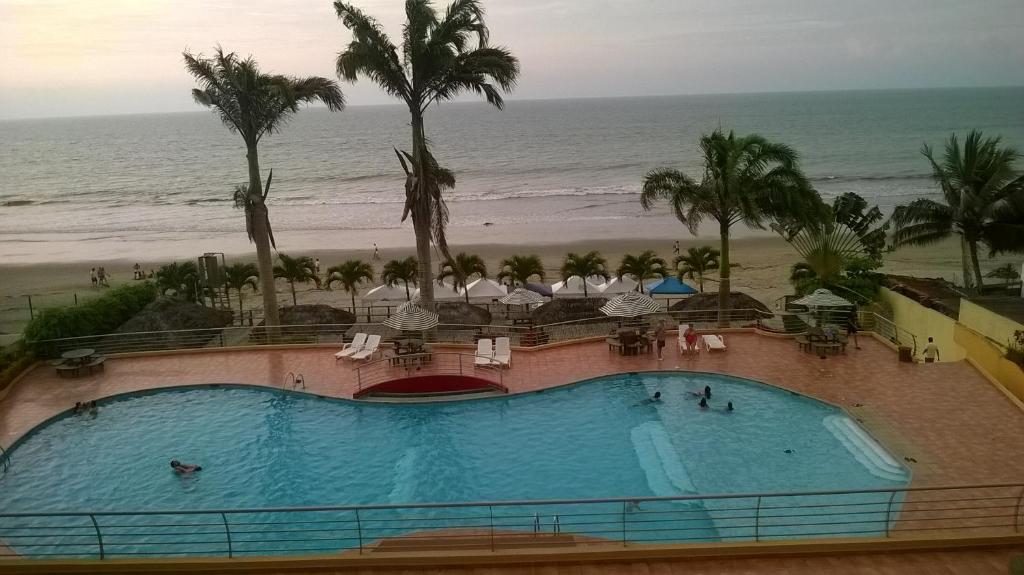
[635,391,662,405]
[170,460,202,474]
[698,397,709,409]
[725,401,734,412]
[690,385,712,399]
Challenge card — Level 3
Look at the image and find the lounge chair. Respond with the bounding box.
[703,334,727,352]
[335,333,368,361]
[474,338,496,367]
[350,334,382,362]
[493,337,512,368]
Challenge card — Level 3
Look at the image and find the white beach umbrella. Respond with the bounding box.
[600,291,662,318]
[464,278,508,300]
[363,283,412,302]
[597,276,639,296]
[383,301,440,331]
[412,280,463,301]
[499,287,546,306]
[792,289,852,308]
[551,275,606,297]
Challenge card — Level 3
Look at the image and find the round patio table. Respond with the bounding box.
[61,348,96,364]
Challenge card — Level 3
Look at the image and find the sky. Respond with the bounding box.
[1,0,1023,120]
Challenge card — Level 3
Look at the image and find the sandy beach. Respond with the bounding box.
[1,220,1009,338]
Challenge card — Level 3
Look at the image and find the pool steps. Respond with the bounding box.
[823,416,907,482]
[630,422,697,496]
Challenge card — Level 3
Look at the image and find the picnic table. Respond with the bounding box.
[56,348,105,378]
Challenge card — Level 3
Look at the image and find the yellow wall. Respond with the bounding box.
[953,324,1024,402]
[879,287,964,362]
[958,300,1023,350]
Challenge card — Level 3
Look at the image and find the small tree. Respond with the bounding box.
[223,262,259,323]
[156,262,199,301]
[560,251,610,297]
[497,255,545,287]
[617,251,667,294]
[273,254,320,306]
[438,252,488,302]
[382,257,419,301]
[327,260,375,310]
[674,246,720,293]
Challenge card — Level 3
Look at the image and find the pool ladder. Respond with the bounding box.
[284,372,305,390]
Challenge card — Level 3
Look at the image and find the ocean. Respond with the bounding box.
[1,87,1022,264]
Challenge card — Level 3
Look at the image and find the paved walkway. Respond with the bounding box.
[3,332,1024,489]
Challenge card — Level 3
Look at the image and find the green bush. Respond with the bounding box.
[0,341,34,392]
[23,282,158,344]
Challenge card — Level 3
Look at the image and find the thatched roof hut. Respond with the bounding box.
[116,297,233,350]
[530,298,606,324]
[436,302,492,326]
[277,304,356,326]
[669,292,769,323]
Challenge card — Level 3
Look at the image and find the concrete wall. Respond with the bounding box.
[958,300,1023,350]
[878,287,964,362]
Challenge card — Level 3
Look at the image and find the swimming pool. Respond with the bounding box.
[0,372,909,556]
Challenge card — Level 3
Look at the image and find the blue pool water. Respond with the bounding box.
[0,373,909,555]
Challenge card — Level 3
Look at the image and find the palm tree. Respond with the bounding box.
[273,254,320,306]
[986,263,1021,286]
[641,129,819,324]
[438,252,488,303]
[497,255,545,287]
[560,251,610,297]
[334,0,519,311]
[674,246,720,293]
[617,251,667,294]
[382,257,419,301]
[184,47,344,327]
[891,131,1024,293]
[156,262,199,301]
[327,260,375,310]
[223,262,259,324]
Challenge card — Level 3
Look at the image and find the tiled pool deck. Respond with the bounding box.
[3,331,1024,488]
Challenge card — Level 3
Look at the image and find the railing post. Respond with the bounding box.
[885,491,899,537]
[1014,486,1024,533]
[88,514,104,559]
[754,496,762,542]
[219,331,225,347]
[355,509,363,554]
[621,501,628,545]
[488,505,495,551]
[220,512,233,558]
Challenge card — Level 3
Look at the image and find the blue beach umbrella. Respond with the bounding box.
[644,277,697,295]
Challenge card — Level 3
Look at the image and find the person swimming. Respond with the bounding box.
[634,391,662,406]
[698,397,709,409]
[170,460,202,474]
[725,401,734,412]
[690,385,712,399]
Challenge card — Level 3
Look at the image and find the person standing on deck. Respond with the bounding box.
[922,337,940,363]
[655,319,667,361]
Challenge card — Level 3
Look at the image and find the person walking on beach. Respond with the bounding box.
[314,258,321,280]
[133,262,142,280]
[372,244,380,261]
[672,241,680,256]
[97,267,108,287]
[654,319,667,361]
[90,268,98,287]
[922,337,940,363]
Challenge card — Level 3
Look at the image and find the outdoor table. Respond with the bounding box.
[605,337,624,353]
[61,348,96,365]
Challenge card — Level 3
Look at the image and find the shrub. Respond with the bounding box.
[1008,330,1024,368]
[23,282,159,345]
[0,341,34,393]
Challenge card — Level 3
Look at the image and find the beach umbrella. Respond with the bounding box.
[598,276,639,296]
[600,291,662,318]
[363,283,411,302]
[383,301,439,331]
[645,277,697,295]
[463,278,508,300]
[551,275,606,297]
[792,289,852,308]
[500,287,546,306]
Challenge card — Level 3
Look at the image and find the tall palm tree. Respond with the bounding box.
[184,47,344,327]
[497,255,545,287]
[986,263,1020,286]
[560,251,610,297]
[641,129,819,324]
[674,246,720,293]
[334,0,519,311]
[156,262,199,301]
[273,254,320,306]
[382,257,419,301]
[223,262,259,324]
[891,131,1024,292]
[438,252,488,303]
[617,251,667,294]
[327,260,375,310]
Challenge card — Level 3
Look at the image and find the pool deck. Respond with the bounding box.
[3,331,1024,489]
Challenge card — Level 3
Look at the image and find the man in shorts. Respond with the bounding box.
[922,337,940,363]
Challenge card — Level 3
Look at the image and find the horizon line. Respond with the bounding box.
[2,84,1022,123]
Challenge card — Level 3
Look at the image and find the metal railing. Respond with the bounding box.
[862,313,919,356]
[355,352,505,394]
[0,483,1020,559]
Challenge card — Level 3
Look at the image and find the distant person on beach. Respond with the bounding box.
[90,268,97,287]
[148,269,155,279]
[314,258,321,276]
[97,267,108,287]
[922,337,940,363]
[170,460,202,474]
[372,244,380,261]
[132,263,141,280]
[654,320,667,360]
[673,241,680,256]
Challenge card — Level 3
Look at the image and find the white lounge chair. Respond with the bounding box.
[474,338,496,367]
[335,333,367,360]
[703,334,727,352]
[678,325,699,355]
[493,337,512,368]
[350,334,382,362]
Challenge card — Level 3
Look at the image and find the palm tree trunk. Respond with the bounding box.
[968,239,984,293]
[718,221,731,328]
[410,112,435,311]
[290,281,297,306]
[959,235,976,293]
[351,292,356,311]
[237,291,244,326]
[247,146,280,328]
[404,280,411,301]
